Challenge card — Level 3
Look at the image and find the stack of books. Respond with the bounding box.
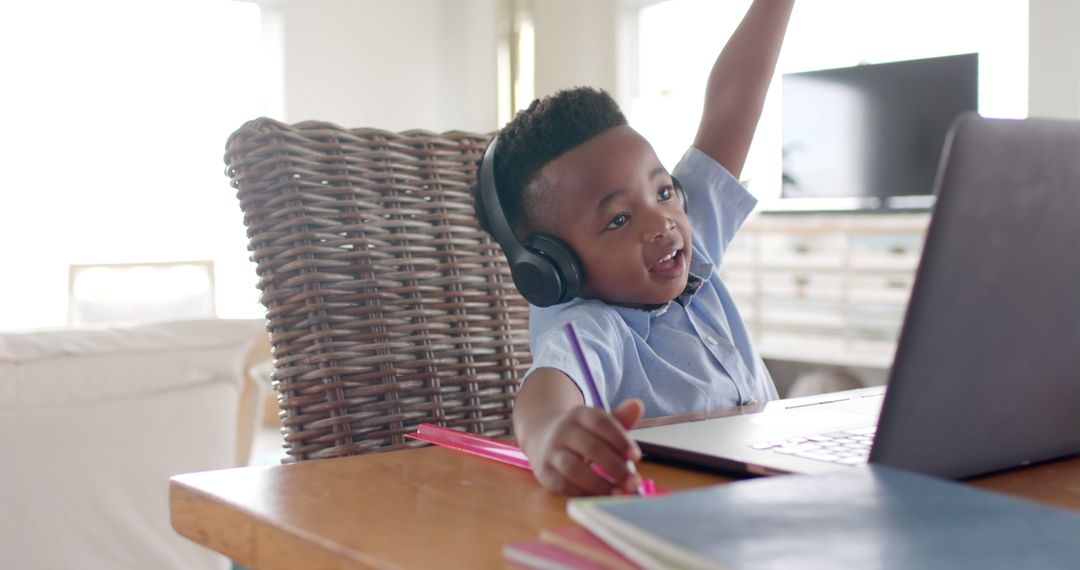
[505,465,1080,570]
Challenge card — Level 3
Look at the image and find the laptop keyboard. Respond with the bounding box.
[750,426,876,466]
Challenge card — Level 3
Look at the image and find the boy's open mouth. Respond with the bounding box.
[648,248,684,277]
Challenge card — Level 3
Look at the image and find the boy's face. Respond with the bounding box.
[538,125,692,307]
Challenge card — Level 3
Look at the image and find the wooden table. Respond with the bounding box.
[171,426,1080,569]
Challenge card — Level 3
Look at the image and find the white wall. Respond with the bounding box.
[277,0,621,130]
[532,0,617,98]
[1029,0,1080,119]
[278,0,1080,129]
[281,0,499,132]
[0,1,270,331]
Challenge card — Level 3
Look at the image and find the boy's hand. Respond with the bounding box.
[523,399,645,496]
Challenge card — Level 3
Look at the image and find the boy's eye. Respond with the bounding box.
[658,185,673,201]
[606,212,629,230]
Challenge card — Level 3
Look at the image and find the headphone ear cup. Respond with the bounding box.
[521,232,584,305]
[673,176,688,213]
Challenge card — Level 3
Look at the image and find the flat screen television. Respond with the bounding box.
[780,53,978,211]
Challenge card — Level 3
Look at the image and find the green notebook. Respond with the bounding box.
[568,465,1080,570]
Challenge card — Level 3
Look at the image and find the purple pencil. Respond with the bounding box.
[563,322,606,409]
[563,321,648,495]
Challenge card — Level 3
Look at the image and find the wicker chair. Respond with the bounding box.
[224,118,530,462]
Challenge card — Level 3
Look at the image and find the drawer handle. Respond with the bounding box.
[794,275,811,287]
[794,244,811,254]
[886,280,908,289]
[889,245,908,255]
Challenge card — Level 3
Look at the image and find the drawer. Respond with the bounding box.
[724,232,758,265]
[761,271,844,301]
[758,233,845,269]
[848,304,906,333]
[848,273,914,305]
[849,232,924,271]
[719,270,756,301]
[727,288,758,307]
[719,267,756,290]
[848,324,900,343]
[760,299,845,329]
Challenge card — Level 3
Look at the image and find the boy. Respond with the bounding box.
[473,0,794,496]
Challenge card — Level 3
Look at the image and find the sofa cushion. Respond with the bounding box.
[0,319,265,408]
[0,318,267,570]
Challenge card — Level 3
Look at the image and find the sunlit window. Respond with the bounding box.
[626,0,1028,204]
[0,0,278,330]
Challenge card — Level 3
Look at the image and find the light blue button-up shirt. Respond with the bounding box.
[525,146,777,418]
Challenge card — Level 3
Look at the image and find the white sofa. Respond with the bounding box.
[0,319,271,570]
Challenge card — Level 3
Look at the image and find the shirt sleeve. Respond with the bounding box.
[524,304,625,408]
[672,146,758,265]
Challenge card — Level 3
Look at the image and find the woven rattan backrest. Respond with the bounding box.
[224,118,530,461]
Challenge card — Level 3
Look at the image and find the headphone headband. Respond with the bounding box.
[478,136,584,307]
[479,137,526,262]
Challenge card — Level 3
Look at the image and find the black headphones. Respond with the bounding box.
[480,136,584,307]
[479,135,687,307]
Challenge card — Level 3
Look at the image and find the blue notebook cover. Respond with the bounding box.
[567,465,1080,570]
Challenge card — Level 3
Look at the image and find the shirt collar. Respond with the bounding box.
[611,251,714,338]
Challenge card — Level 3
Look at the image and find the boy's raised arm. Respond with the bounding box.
[693,0,795,178]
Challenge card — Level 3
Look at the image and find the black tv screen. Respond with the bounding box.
[781,53,978,207]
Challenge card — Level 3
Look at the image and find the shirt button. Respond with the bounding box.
[706,335,718,345]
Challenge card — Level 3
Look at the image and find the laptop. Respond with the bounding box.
[631,114,1080,478]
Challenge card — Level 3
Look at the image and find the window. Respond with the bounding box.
[0,0,279,330]
[624,0,1028,205]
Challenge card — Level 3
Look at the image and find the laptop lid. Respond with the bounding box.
[871,114,1080,477]
[632,115,1080,478]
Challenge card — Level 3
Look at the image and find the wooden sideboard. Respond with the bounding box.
[723,212,931,370]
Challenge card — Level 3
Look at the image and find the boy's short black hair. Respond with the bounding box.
[473,87,627,238]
